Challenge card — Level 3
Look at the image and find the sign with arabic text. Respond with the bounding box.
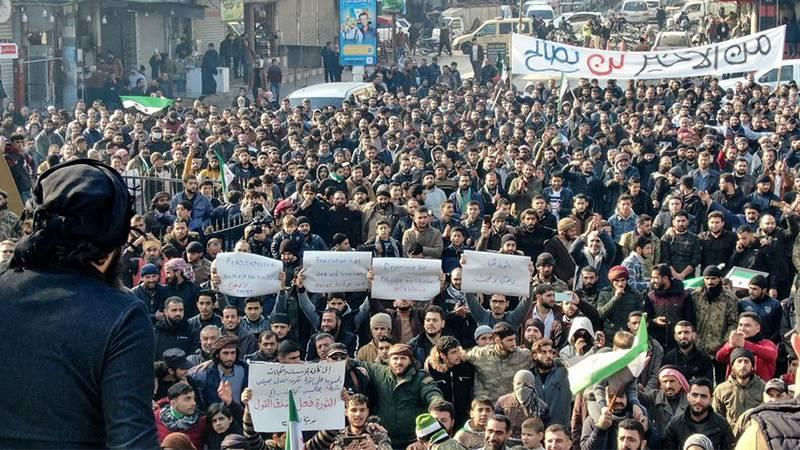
[249,361,346,432]
[510,26,785,79]
[371,258,442,300]
[215,252,283,297]
[461,250,531,297]
[303,251,371,293]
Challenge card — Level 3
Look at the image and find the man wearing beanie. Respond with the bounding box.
[415,413,465,450]
[738,274,782,343]
[715,311,778,382]
[691,265,738,378]
[712,345,766,427]
[130,262,170,323]
[350,344,443,448]
[0,160,158,447]
[357,312,393,362]
[542,218,578,284]
[530,252,570,293]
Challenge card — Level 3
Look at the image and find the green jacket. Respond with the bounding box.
[352,360,443,448]
[463,344,532,402]
[692,287,739,355]
[596,286,644,336]
[432,438,469,450]
[712,375,766,427]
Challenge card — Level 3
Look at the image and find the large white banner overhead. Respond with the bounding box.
[510,26,785,80]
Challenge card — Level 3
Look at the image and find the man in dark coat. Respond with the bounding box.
[201,43,220,95]
[0,160,158,448]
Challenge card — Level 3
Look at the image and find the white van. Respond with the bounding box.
[524,4,556,23]
[718,60,800,92]
[618,0,657,24]
[287,82,376,109]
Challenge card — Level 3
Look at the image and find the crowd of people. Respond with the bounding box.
[3,29,800,450]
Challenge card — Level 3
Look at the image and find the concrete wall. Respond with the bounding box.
[136,15,168,70]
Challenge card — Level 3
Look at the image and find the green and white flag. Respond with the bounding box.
[726,266,769,289]
[286,390,305,450]
[568,314,649,395]
[120,96,174,115]
[214,150,234,196]
[557,72,569,111]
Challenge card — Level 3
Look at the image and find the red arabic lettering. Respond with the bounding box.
[586,53,625,76]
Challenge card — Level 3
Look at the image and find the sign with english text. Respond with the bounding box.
[302,251,371,293]
[461,250,532,297]
[215,252,283,297]
[249,361,346,432]
[371,258,441,300]
[511,26,785,79]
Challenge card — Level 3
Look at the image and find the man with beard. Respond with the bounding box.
[362,187,408,242]
[728,225,777,278]
[193,335,248,407]
[662,321,714,382]
[715,312,778,382]
[187,325,220,366]
[614,420,647,450]
[660,211,701,282]
[739,274,783,337]
[663,378,734,449]
[170,175,212,228]
[755,214,792,299]
[619,215,660,276]
[163,257,201,318]
[530,253,570,293]
[305,308,360,359]
[509,162,543,215]
[351,344,443,448]
[163,219,198,255]
[410,306,448,364]
[154,297,196,359]
[574,267,602,308]
[144,193,175,238]
[580,388,652,450]
[698,211,737,269]
[403,207,444,258]
[542,219,578,285]
[644,264,695,352]
[220,305,259,356]
[691,266,738,379]
[0,160,157,448]
[426,336,475,429]
[515,209,556,261]
[246,330,278,362]
[297,216,328,254]
[476,212,515,252]
[597,266,644,339]
[0,191,19,241]
[713,347,767,428]
[423,171,448,216]
[640,366,690,431]
[711,173,746,215]
[130,263,169,323]
[327,190,362,246]
[480,415,512,450]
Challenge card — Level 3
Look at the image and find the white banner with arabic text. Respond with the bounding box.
[510,26,785,80]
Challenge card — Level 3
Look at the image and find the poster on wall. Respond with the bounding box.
[220,0,244,22]
[339,0,378,66]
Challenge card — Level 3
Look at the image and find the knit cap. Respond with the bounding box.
[370,313,392,330]
[415,413,448,444]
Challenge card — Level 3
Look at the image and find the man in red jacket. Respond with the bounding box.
[715,311,777,381]
[154,382,207,449]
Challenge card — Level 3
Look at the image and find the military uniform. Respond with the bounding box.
[692,287,739,355]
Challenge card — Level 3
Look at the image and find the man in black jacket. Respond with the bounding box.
[154,297,197,359]
[130,262,169,323]
[0,160,157,448]
[662,378,734,449]
[327,190,362,246]
[698,211,737,269]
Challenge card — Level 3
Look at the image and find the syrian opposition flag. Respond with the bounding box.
[214,150,234,196]
[286,390,305,450]
[568,314,650,395]
[120,96,174,115]
[556,72,570,111]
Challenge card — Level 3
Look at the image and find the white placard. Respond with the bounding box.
[371,258,442,301]
[510,26,785,80]
[303,251,371,293]
[249,361,346,432]
[215,252,283,297]
[461,250,531,297]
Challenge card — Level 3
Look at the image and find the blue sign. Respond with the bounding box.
[339,0,377,66]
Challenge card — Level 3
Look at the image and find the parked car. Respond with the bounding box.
[718,60,800,92]
[287,82,376,109]
[651,31,690,50]
[453,18,534,60]
[524,4,556,23]
[551,12,604,33]
[617,0,657,24]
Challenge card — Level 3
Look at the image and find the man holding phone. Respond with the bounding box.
[329,394,392,450]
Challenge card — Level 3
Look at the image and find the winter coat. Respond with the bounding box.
[644,279,695,351]
[154,398,207,449]
[715,337,778,382]
[692,287,739,354]
[533,364,572,428]
[662,404,734,450]
[154,318,196,359]
[428,361,476,428]
[463,344,532,402]
[713,374,767,427]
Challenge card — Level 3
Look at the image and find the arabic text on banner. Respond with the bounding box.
[303,251,371,293]
[249,361,346,432]
[510,26,785,80]
[461,250,532,297]
[371,258,442,300]
[215,252,283,297]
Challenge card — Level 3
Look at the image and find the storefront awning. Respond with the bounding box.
[101,0,207,19]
